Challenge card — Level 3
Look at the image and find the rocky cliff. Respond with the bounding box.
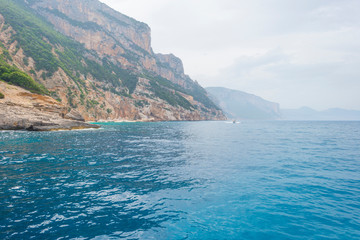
[0,0,225,122]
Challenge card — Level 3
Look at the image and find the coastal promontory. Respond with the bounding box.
[0,0,225,126]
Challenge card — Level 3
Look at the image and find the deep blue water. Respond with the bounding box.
[1,121,360,239]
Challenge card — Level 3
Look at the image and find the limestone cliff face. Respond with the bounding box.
[156,53,189,88]
[0,0,225,121]
[29,0,195,86]
[32,0,152,53]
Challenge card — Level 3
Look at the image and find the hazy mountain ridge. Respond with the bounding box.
[281,107,360,120]
[206,87,281,120]
[0,0,225,121]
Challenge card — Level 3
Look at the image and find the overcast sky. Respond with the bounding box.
[99,0,360,110]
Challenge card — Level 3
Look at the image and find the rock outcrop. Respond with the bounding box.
[0,81,99,131]
[64,109,85,122]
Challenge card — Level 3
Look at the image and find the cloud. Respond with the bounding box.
[208,47,360,110]
[99,0,360,110]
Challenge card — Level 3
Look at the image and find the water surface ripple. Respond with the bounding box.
[1,121,360,239]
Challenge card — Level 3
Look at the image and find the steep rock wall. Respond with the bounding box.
[0,0,226,121]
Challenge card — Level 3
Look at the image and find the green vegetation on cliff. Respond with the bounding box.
[0,91,4,99]
[144,73,193,109]
[0,59,48,95]
[187,82,220,110]
[0,43,48,94]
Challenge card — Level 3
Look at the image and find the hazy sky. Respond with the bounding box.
[99,0,360,110]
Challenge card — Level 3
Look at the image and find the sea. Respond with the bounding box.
[1,121,360,240]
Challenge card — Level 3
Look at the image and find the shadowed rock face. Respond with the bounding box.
[0,0,225,121]
[65,109,85,122]
[0,81,99,131]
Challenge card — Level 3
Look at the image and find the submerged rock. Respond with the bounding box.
[26,121,99,131]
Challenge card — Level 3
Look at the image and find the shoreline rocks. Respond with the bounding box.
[0,103,100,131]
[0,81,99,131]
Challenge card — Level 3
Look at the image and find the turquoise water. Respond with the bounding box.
[1,121,360,239]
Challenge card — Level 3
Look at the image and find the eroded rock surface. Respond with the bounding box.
[0,81,99,131]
